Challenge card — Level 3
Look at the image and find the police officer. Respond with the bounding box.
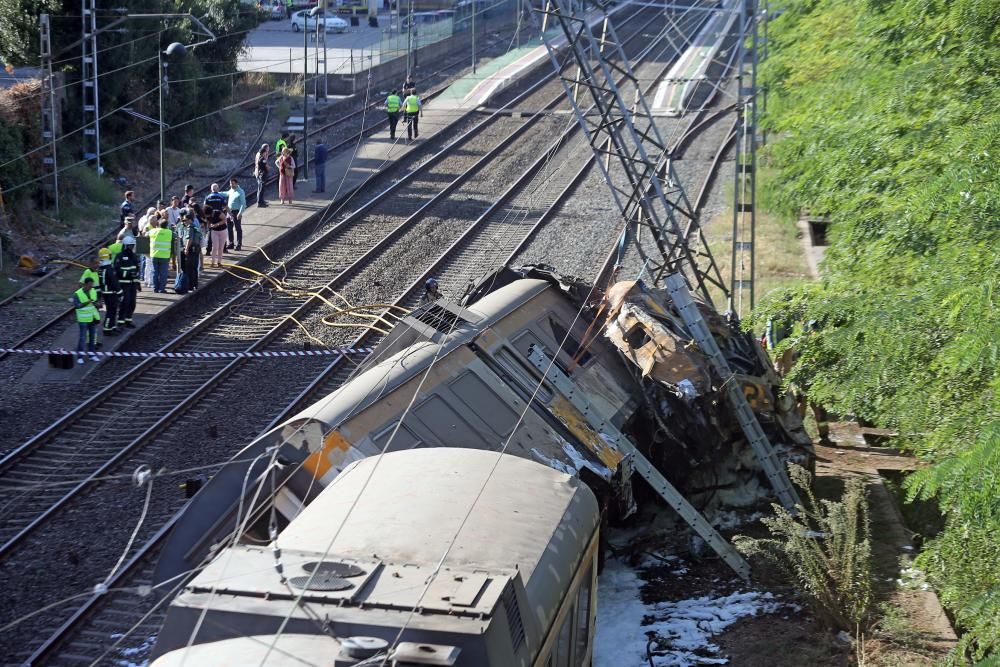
[403,90,422,141]
[385,89,402,140]
[114,237,140,328]
[97,248,122,336]
[71,277,101,364]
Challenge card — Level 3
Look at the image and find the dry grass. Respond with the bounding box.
[701,203,812,311]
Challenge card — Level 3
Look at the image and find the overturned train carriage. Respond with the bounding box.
[154,266,812,590]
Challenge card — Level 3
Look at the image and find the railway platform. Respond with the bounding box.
[24,4,636,385]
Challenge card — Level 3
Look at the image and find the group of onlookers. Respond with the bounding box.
[255,132,329,206]
[72,125,339,362]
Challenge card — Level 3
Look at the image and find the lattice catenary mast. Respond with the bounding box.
[537,0,729,305]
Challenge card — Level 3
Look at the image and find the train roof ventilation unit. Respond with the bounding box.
[288,573,355,591]
[500,583,526,651]
[413,303,470,335]
[291,559,367,590]
[303,560,367,578]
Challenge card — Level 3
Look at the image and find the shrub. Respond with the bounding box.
[734,464,872,631]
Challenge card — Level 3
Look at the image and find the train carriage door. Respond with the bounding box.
[449,371,519,437]
[371,422,423,452]
[411,395,497,449]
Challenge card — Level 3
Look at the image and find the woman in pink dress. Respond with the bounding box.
[276,147,296,204]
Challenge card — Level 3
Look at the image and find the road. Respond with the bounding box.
[240,12,412,75]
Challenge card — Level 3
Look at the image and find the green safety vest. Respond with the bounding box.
[386,94,402,113]
[80,267,99,286]
[74,287,101,323]
[107,241,123,261]
[404,95,420,113]
[275,138,287,155]
[149,227,173,259]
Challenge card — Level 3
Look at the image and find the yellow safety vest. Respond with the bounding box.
[107,241,123,261]
[74,287,101,323]
[80,267,99,285]
[404,94,420,113]
[149,227,173,259]
[386,94,401,113]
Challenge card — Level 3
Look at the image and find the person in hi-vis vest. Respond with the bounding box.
[403,90,422,141]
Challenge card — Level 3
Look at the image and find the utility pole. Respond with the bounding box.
[40,14,60,217]
[471,0,476,74]
[405,0,414,78]
[302,13,309,181]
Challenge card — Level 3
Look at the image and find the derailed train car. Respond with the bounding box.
[151,448,600,666]
[153,266,812,590]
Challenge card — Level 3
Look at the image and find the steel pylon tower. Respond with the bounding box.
[729,0,761,317]
[81,0,101,172]
[538,0,728,306]
[40,14,60,217]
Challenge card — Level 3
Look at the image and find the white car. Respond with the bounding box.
[290,10,348,33]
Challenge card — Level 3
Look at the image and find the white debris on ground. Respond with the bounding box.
[110,633,156,667]
[594,556,795,666]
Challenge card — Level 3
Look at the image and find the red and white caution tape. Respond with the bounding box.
[0,347,375,359]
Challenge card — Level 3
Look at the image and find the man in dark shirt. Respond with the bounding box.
[313,137,328,193]
[119,191,135,225]
[180,183,195,207]
[204,183,228,215]
[255,144,270,207]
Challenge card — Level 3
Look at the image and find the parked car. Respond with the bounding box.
[290,9,349,32]
[268,2,285,20]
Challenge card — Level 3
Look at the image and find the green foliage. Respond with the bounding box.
[734,465,872,631]
[757,0,1000,659]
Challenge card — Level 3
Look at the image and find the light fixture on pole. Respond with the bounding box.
[159,40,187,203]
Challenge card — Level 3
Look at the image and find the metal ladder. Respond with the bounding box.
[526,347,751,581]
[664,272,800,509]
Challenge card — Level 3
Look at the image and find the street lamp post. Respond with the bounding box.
[159,40,187,203]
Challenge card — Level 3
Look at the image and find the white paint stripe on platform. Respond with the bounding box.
[656,0,739,115]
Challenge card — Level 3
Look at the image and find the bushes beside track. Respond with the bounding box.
[754,0,1000,662]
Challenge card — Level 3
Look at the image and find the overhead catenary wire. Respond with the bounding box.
[11,7,668,660]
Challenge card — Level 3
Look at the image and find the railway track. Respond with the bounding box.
[0,1,663,560]
[0,24,539,366]
[5,5,696,664]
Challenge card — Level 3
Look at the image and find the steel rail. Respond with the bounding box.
[0,26,527,314]
[0,4,663,562]
[0,26,548,365]
[22,9,694,663]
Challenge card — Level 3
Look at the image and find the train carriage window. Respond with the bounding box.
[371,422,423,452]
[547,316,594,367]
[511,330,548,359]
[449,372,519,436]
[574,564,593,665]
[496,346,553,403]
[555,612,572,667]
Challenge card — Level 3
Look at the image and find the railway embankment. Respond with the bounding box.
[748,0,1000,662]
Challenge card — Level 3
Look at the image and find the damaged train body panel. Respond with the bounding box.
[153,266,812,587]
